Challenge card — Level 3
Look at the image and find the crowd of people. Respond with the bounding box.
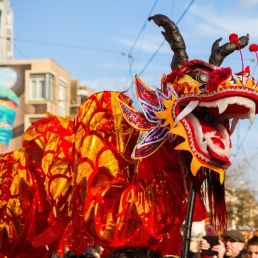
[47,231,258,258]
[49,245,163,258]
[198,230,258,258]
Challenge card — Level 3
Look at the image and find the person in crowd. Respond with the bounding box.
[199,230,245,258]
[69,254,95,258]
[65,245,103,258]
[107,246,163,258]
[85,245,104,258]
[246,235,258,258]
[48,251,60,258]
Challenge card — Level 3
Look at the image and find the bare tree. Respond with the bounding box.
[225,165,258,229]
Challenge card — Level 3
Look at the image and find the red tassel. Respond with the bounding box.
[249,43,258,84]
[229,33,244,81]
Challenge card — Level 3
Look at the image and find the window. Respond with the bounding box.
[6,38,11,52]
[77,89,88,104]
[0,11,2,35]
[29,73,54,100]
[49,74,54,100]
[58,79,67,116]
[6,28,11,38]
[29,117,42,125]
[24,116,45,131]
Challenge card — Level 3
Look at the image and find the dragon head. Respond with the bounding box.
[118,14,258,185]
[160,59,258,183]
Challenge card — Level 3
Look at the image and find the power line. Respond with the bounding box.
[13,42,52,72]
[139,0,195,76]
[14,42,30,59]
[122,0,159,90]
[14,37,120,54]
[176,0,195,24]
[139,41,165,77]
[13,0,158,60]
[128,0,159,56]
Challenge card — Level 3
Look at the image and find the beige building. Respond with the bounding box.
[70,79,95,115]
[1,59,93,152]
[0,0,13,62]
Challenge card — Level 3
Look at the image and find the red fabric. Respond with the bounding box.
[0,91,208,257]
[0,116,74,257]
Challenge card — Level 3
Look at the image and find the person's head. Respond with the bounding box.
[0,87,19,152]
[86,245,104,258]
[107,246,162,258]
[70,255,95,258]
[222,230,245,257]
[49,252,59,258]
[246,236,258,258]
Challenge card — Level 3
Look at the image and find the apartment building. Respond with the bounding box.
[0,0,13,61]
[2,59,93,152]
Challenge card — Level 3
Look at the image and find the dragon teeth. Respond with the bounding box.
[199,97,256,123]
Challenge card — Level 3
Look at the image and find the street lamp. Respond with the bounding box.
[121,52,134,59]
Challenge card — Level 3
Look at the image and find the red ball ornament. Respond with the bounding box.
[229,33,239,44]
[249,44,258,52]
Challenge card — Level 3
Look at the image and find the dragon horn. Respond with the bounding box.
[209,34,250,67]
[148,14,188,70]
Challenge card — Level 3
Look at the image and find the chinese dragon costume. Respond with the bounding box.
[1,14,258,258]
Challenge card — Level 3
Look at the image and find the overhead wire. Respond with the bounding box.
[13,1,159,68]
[13,42,30,60]
[13,42,58,75]
[13,0,193,82]
[14,37,120,55]
[123,0,195,106]
[128,0,159,57]
[13,2,160,91]
[122,0,159,89]
[139,0,195,77]
[124,0,189,90]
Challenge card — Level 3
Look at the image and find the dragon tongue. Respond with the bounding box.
[208,145,232,166]
[200,120,231,165]
[201,121,225,145]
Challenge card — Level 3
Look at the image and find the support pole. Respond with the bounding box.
[181,183,196,258]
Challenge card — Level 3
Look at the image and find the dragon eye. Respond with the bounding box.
[194,72,210,83]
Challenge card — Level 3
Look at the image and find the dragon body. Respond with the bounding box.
[0,14,258,257]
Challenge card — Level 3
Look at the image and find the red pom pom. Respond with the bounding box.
[249,43,258,52]
[245,66,250,74]
[229,33,239,44]
[165,67,183,83]
[206,67,232,92]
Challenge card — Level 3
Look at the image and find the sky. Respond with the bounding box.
[9,0,258,193]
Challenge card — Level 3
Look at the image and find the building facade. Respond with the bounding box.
[2,59,93,152]
[0,0,13,62]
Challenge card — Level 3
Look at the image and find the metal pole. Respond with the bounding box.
[181,183,196,258]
